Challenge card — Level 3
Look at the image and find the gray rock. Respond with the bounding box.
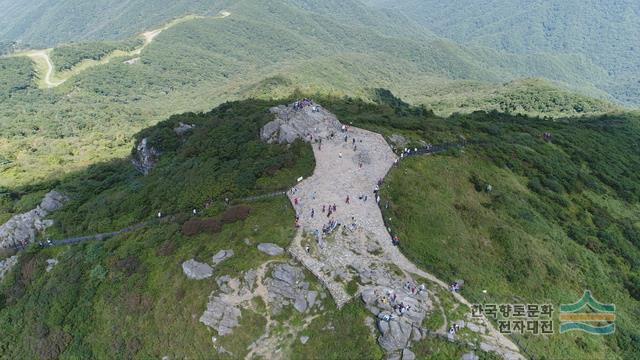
[0,191,68,250]
[307,291,318,308]
[261,103,342,144]
[377,319,390,335]
[39,191,68,212]
[402,349,416,360]
[200,296,241,336]
[243,269,257,290]
[294,295,308,313]
[272,263,302,284]
[378,319,413,352]
[131,137,160,175]
[182,259,213,280]
[257,243,284,256]
[461,352,479,360]
[45,258,59,272]
[300,336,309,345]
[212,249,234,265]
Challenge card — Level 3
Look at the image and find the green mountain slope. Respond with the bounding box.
[0,0,223,48]
[0,0,623,188]
[2,96,639,359]
[366,0,640,106]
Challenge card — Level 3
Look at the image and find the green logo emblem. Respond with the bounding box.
[559,290,615,335]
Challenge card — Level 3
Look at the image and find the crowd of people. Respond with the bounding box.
[293,98,314,111]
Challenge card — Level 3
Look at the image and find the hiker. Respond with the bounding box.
[418,284,426,295]
[306,245,310,253]
[352,138,356,145]
[346,196,350,204]
[192,208,197,215]
[344,135,348,142]
[333,204,337,212]
[294,197,299,205]
[322,205,326,213]
[157,211,162,218]
[339,152,342,159]
[311,209,315,218]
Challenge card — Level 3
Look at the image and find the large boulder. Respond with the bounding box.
[257,243,284,256]
[182,259,213,280]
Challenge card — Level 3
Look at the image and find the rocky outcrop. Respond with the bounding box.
[0,191,68,250]
[181,259,213,280]
[200,295,242,336]
[0,255,18,281]
[131,138,160,175]
[265,263,318,314]
[261,102,342,144]
[361,286,427,354]
[257,243,284,256]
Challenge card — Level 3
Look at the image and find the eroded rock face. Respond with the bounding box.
[0,191,68,250]
[200,296,242,336]
[182,259,213,280]
[131,137,160,175]
[261,103,342,144]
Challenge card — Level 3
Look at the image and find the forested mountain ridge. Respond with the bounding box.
[0,0,625,188]
[365,0,640,106]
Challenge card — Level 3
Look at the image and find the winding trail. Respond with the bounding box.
[14,10,231,89]
[278,104,523,359]
[26,50,64,88]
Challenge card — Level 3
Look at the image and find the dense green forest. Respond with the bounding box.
[50,38,143,72]
[0,100,318,359]
[0,0,224,48]
[366,0,640,106]
[0,0,621,189]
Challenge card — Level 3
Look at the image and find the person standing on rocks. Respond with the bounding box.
[346,196,350,204]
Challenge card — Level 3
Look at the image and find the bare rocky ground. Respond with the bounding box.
[263,103,523,359]
[198,260,326,359]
